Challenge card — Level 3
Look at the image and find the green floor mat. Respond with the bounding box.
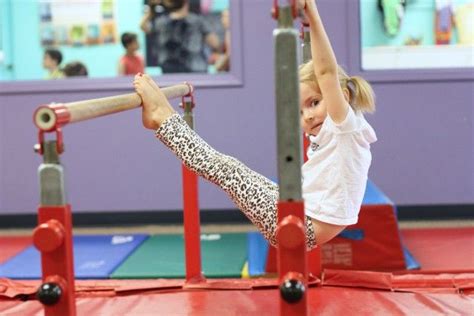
[111,233,247,279]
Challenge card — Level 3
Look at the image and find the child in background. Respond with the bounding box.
[63,61,88,77]
[118,32,145,76]
[134,0,377,249]
[43,48,64,79]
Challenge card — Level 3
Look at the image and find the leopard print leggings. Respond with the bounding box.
[155,114,316,249]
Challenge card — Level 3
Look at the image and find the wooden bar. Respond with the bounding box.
[34,83,192,131]
[67,84,191,123]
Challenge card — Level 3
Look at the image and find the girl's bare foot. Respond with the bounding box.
[134,74,176,130]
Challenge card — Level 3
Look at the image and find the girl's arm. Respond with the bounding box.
[304,0,349,124]
[140,9,153,34]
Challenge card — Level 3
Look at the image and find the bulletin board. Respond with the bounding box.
[39,0,117,46]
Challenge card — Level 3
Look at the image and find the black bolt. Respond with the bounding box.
[37,282,62,306]
[280,279,305,304]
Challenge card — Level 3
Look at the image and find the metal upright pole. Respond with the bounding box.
[301,22,312,163]
[301,24,312,64]
[273,2,308,316]
[300,21,323,278]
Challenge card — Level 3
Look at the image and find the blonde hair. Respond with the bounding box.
[299,61,375,113]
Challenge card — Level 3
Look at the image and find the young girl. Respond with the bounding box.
[133,0,376,250]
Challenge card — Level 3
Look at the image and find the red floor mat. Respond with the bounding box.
[0,236,32,264]
[400,227,474,271]
[1,284,472,315]
[1,226,473,315]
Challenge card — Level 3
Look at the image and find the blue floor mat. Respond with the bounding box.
[402,246,421,270]
[0,234,148,279]
[362,180,393,205]
[247,232,269,276]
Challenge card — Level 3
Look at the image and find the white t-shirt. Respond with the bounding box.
[302,107,377,226]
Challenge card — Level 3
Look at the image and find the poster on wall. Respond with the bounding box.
[39,0,117,47]
[360,0,474,70]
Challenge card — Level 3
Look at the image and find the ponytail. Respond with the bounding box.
[347,75,375,113]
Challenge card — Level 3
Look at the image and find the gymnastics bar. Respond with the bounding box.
[34,83,192,132]
[32,83,197,316]
[273,2,308,316]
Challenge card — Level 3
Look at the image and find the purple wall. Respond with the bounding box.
[0,1,473,215]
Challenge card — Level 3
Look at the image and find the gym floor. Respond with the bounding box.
[0,219,472,236]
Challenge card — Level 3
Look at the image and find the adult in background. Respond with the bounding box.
[140,0,220,73]
[141,0,167,67]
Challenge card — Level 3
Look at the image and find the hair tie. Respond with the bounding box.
[347,77,356,88]
[346,78,356,103]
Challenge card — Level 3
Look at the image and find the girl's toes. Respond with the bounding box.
[143,74,157,87]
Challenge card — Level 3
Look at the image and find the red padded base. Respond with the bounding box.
[0,277,472,316]
[400,227,474,271]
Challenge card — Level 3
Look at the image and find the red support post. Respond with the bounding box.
[180,86,204,284]
[182,165,205,283]
[277,201,308,316]
[33,205,76,316]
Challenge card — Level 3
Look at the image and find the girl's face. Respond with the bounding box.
[300,82,327,136]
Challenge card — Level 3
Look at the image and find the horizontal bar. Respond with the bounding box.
[34,83,192,131]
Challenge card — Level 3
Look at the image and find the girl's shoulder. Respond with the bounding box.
[318,107,377,143]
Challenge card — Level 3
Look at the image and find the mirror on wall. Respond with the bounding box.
[0,0,232,82]
[360,0,474,70]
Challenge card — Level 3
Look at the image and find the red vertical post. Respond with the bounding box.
[180,90,205,284]
[33,205,76,316]
[277,201,308,316]
[182,165,204,283]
